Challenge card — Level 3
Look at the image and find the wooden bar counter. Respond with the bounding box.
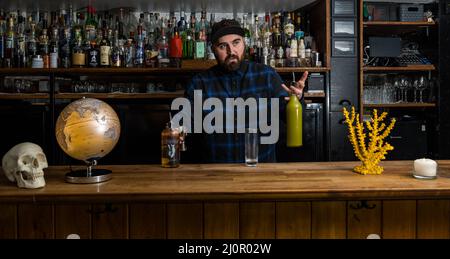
[1,161,450,239]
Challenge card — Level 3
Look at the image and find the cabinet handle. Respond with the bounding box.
[87,203,118,216]
[339,100,352,106]
[349,200,376,210]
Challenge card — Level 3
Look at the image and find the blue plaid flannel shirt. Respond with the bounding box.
[185,61,288,163]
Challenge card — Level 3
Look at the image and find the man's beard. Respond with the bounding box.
[219,54,242,72]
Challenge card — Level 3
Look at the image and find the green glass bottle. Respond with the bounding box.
[286,94,303,147]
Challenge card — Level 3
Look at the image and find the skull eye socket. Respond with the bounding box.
[36,153,47,163]
[20,155,34,166]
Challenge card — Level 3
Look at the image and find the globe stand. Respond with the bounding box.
[65,160,112,184]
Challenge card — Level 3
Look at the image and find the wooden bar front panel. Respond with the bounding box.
[383,200,416,239]
[240,202,276,239]
[55,205,91,239]
[417,200,450,239]
[204,202,239,239]
[129,203,166,239]
[18,204,54,239]
[311,201,346,239]
[0,204,17,239]
[347,201,381,239]
[92,203,128,239]
[276,202,311,239]
[167,203,203,239]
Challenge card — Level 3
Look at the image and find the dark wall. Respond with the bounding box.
[0,102,49,160]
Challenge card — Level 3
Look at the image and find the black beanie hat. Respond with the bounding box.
[210,19,245,44]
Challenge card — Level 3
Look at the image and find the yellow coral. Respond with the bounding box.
[342,107,396,175]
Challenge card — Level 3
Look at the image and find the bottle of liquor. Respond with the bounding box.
[39,28,50,68]
[60,28,71,68]
[15,16,26,68]
[87,40,99,67]
[49,28,59,68]
[85,5,97,42]
[250,15,260,62]
[157,22,169,67]
[71,29,85,67]
[4,17,15,68]
[182,22,194,59]
[286,93,302,147]
[283,13,294,41]
[99,29,111,67]
[124,37,134,67]
[298,38,305,59]
[161,123,180,168]
[144,35,158,68]
[110,30,123,67]
[194,15,206,60]
[242,13,251,60]
[0,20,4,67]
[135,25,144,67]
[169,26,182,67]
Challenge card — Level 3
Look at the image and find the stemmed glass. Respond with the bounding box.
[398,76,408,102]
[417,76,428,103]
[393,77,401,103]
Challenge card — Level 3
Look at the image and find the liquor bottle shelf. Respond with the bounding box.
[0,90,325,100]
[0,93,50,99]
[55,91,184,99]
[55,91,325,99]
[0,66,330,75]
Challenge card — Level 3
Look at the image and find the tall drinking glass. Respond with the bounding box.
[245,128,258,166]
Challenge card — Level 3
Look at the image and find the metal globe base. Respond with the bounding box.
[65,160,112,184]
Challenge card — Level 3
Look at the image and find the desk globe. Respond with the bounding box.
[55,97,121,183]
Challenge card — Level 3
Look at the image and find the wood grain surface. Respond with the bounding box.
[1,161,450,202]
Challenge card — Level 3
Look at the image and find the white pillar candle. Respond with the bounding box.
[413,158,437,178]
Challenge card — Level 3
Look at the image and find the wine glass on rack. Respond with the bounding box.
[417,75,428,103]
[398,75,408,103]
[393,76,401,103]
[412,76,420,103]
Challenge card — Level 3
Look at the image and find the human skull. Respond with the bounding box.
[2,142,47,189]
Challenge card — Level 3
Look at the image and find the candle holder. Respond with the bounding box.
[342,107,396,175]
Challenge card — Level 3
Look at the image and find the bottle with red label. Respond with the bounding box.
[169,27,183,68]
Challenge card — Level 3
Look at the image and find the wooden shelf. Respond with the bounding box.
[0,93,50,99]
[364,103,436,108]
[363,65,436,72]
[276,67,330,73]
[363,21,436,26]
[304,92,325,98]
[55,91,184,99]
[0,66,329,75]
[55,90,324,99]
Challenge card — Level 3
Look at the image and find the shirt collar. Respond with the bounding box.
[214,61,248,77]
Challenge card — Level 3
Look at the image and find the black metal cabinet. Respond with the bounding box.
[438,0,450,158]
[329,58,358,112]
[328,0,359,161]
[328,111,356,161]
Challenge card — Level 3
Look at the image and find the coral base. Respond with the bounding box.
[353,164,384,175]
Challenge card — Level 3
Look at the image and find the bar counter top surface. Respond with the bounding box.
[1,160,450,202]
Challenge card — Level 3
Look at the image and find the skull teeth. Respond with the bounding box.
[20,171,44,181]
